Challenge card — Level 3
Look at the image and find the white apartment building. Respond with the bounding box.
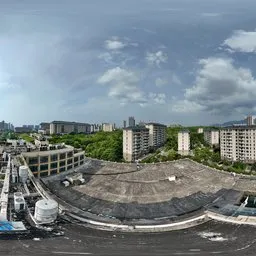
[22,145,85,178]
[220,126,256,163]
[90,124,101,133]
[145,123,167,148]
[50,121,91,135]
[197,128,204,134]
[246,115,256,126]
[123,127,149,162]
[204,130,219,146]
[178,130,190,155]
[102,123,115,132]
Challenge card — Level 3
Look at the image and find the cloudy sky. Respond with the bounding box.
[1,0,256,126]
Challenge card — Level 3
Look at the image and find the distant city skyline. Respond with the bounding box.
[1,1,256,125]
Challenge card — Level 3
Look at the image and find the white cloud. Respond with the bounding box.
[172,57,256,115]
[104,39,126,51]
[172,99,204,113]
[223,30,256,53]
[98,67,168,106]
[104,37,138,51]
[155,78,167,87]
[149,93,166,104]
[98,67,146,104]
[98,67,139,84]
[98,52,113,64]
[146,51,168,67]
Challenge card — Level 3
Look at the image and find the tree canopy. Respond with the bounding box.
[49,130,123,162]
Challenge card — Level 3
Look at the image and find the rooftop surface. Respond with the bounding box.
[42,158,255,221]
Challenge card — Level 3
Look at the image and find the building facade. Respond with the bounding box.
[0,121,14,131]
[178,130,190,155]
[123,127,149,162]
[197,128,204,134]
[40,122,51,135]
[220,126,256,163]
[102,123,115,132]
[128,117,136,127]
[22,145,85,178]
[145,123,167,148]
[50,121,91,135]
[204,130,219,146]
[246,115,256,126]
[15,127,33,133]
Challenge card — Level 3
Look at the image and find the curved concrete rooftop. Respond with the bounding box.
[42,159,256,222]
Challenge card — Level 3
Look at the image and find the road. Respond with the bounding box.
[0,220,256,256]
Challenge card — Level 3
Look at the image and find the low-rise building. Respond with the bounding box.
[178,130,190,155]
[22,145,85,178]
[145,123,167,148]
[15,127,33,133]
[123,126,149,162]
[204,130,219,146]
[220,126,256,163]
[50,121,91,135]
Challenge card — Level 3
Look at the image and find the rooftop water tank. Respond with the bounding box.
[14,192,25,212]
[34,199,58,224]
[19,166,28,183]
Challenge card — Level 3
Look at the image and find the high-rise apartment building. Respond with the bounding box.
[178,130,190,155]
[0,120,14,131]
[220,126,256,163]
[204,130,219,146]
[145,123,167,148]
[123,126,149,162]
[50,121,91,134]
[128,116,135,127]
[123,120,127,128]
[246,115,256,126]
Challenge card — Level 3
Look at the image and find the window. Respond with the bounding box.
[60,153,66,160]
[74,162,78,167]
[40,164,48,171]
[60,161,66,167]
[67,151,73,158]
[51,162,57,169]
[29,157,38,165]
[80,155,84,160]
[59,167,66,172]
[51,154,58,162]
[67,159,73,165]
[80,160,84,165]
[30,165,38,172]
[40,156,49,163]
[74,157,79,163]
[67,164,73,170]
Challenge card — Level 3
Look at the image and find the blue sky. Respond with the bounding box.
[1,0,256,126]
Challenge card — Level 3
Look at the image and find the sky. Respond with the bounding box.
[1,0,256,126]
